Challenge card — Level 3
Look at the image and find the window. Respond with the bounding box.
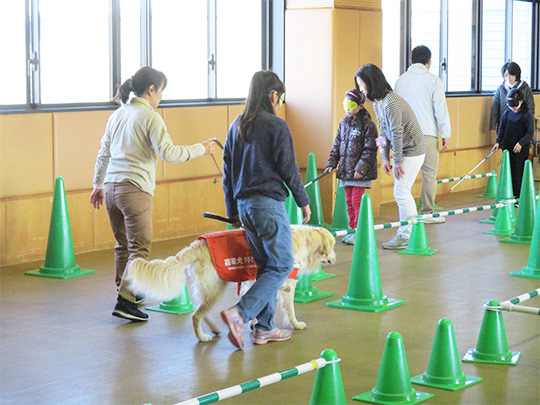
[512,0,533,84]
[119,0,141,84]
[152,1,208,100]
[39,0,110,104]
[481,0,506,91]
[381,0,540,93]
[216,0,262,99]
[411,0,440,77]
[447,1,473,91]
[381,0,401,87]
[0,1,27,105]
[1,0,280,111]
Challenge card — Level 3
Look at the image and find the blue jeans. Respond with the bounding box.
[236,196,293,331]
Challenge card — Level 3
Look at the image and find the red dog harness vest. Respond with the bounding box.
[198,229,298,294]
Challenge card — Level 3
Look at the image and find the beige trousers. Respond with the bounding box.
[420,135,440,214]
[105,182,153,302]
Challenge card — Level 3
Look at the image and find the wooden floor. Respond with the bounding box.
[1,188,539,405]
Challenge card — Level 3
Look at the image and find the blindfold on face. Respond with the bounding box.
[343,100,359,111]
[506,98,520,108]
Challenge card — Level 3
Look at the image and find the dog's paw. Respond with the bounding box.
[291,321,306,330]
[198,334,213,343]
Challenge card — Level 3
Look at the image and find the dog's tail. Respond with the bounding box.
[124,242,202,302]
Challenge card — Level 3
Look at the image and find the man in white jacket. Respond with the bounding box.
[395,45,451,223]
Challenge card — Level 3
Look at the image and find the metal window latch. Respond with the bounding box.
[440,58,447,71]
[28,52,39,75]
[208,54,216,71]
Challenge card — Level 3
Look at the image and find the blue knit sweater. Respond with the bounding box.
[223,112,309,218]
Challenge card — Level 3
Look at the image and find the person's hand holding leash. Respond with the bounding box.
[228,215,242,228]
[203,139,216,155]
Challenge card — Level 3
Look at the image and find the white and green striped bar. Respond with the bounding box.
[436,172,495,184]
[372,201,509,231]
[174,357,328,405]
[332,200,516,236]
[499,288,540,315]
[485,288,540,315]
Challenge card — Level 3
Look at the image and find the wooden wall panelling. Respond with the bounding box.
[0,201,6,266]
[285,9,334,169]
[153,183,170,241]
[92,203,115,251]
[456,96,491,150]
[66,191,95,254]
[227,105,244,129]
[162,106,228,180]
[6,196,52,265]
[169,178,227,238]
[0,114,54,198]
[53,110,112,192]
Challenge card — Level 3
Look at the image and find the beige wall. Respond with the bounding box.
[1,1,539,266]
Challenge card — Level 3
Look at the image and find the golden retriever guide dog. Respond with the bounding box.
[124,225,336,342]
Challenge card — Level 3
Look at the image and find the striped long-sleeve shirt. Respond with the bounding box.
[374,91,425,165]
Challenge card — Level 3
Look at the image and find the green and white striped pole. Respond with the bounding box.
[486,288,540,315]
[331,201,510,236]
[175,354,342,405]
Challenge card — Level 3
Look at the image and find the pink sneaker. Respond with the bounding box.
[220,307,244,350]
[253,328,292,345]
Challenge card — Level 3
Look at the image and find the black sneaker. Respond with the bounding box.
[113,296,149,322]
[135,295,146,305]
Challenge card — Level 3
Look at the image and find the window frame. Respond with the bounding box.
[1,0,284,114]
[396,0,539,96]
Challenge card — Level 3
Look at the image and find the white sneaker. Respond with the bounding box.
[382,234,409,250]
[423,216,445,224]
[343,233,355,245]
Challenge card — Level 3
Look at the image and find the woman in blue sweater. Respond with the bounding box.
[491,88,534,200]
[221,71,310,350]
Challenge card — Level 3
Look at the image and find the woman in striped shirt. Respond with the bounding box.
[355,64,426,250]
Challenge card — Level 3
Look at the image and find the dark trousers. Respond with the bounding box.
[507,148,529,198]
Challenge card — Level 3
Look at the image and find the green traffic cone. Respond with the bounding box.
[286,188,303,226]
[411,319,482,391]
[310,349,347,405]
[330,183,352,232]
[305,152,326,227]
[398,216,438,256]
[501,160,536,244]
[477,170,498,198]
[483,202,514,236]
[146,286,195,315]
[311,264,336,281]
[327,194,403,312]
[26,177,94,279]
[480,150,514,224]
[462,300,520,365]
[353,332,433,404]
[294,272,333,303]
[510,191,540,279]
